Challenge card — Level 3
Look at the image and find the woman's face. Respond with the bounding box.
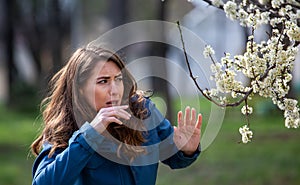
[83,60,124,111]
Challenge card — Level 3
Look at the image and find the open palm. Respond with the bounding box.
[173,106,202,156]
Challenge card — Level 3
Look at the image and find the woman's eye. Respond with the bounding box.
[116,77,123,82]
[97,79,107,84]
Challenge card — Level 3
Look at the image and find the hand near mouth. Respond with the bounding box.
[90,105,131,134]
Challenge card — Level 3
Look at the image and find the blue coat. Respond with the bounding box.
[32,100,200,185]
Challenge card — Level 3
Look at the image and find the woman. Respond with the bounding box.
[31,46,202,185]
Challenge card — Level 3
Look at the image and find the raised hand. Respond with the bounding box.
[173,106,202,156]
[90,105,131,134]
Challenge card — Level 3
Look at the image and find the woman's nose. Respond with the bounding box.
[109,81,119,95]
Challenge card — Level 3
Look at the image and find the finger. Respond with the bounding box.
[111,105,129,111]
[173,126,178,132]
[191,107,196,126]
[90,116,123,132]
[99,105,124,114]
[101,106,131,119]
[108,109,131,120]
[114,105,129,109]
[104,105,129,112]
[196,114,202,130]
[102,117,123,127]
[184,106,191,125]
[105,117,124,126]
[177,111,183,128]
[117,109,132,119]
[115,105,131,117]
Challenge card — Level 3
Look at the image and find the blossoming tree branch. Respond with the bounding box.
[178,0,300,143]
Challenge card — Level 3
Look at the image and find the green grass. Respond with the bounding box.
[0,97,299,185]
[0,106,40,185]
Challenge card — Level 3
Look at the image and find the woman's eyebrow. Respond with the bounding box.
[96,76,110,80]
[115,73,122,78]
[96,73,122,80]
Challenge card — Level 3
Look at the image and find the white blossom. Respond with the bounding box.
[215,69,242,93]
[271,0,284,9]
[210,63,222,73]
[224,1,238,20]
[270,17,286,27]
[285,117,299,129]
[258,0,270,5]
[210,88,219,97]
[203,45,215,58]
[239,125,253,143]
[259,12,270,25]
[231,91,237,98]
[286,22,300,41]
[203,89,209,97]
[283,98,298,111]
[275,98,300,128]
[238,8,249,26]
[221,53,233,68]
[190,0,300,140]
[241,105,253,115]
[211,0,224,7]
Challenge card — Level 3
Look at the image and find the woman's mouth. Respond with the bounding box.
[106,100,119,107]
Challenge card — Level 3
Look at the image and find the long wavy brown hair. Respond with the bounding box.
[31,46,149,158]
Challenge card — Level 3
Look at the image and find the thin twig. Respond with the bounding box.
[245,98,250,127]
[177,21,253,108]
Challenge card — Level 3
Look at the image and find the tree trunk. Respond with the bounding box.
[150,0,174,124]
[2,0,15,106]
[48,0,63,74]
[107,0,129,28]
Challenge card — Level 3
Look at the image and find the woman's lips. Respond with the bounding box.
[106,100,119,107]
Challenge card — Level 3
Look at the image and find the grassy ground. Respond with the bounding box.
[0,106,40,185]
[0,97,299,185]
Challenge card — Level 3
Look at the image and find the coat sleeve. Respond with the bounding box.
[146,99,201,169]
[32,123,104,185]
